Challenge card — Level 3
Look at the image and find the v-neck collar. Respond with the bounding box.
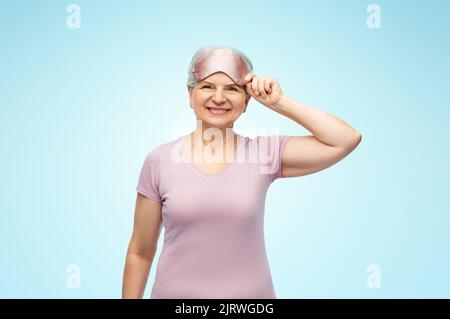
[182,134,245,179]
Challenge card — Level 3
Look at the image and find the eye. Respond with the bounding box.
[229,87,238,91]
[200,85,211,89]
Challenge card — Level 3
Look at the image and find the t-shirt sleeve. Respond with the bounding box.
[258,135,292,183]
[136,149,162,203]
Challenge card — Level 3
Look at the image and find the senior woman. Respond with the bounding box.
[122,45,362,299]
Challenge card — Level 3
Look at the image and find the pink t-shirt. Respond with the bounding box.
[136,134,292,299]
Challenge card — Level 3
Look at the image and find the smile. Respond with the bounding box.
[206,107,231,115]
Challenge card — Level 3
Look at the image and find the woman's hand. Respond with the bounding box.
[244,73,284,109]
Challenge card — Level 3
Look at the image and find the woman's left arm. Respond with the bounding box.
[245,73,362,178]
[274,95,362,177]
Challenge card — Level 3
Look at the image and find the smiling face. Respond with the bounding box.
[188,72,250,129]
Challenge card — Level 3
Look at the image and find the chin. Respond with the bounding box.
[200,117,234,128]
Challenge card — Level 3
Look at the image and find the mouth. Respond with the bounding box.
[205,107,231,116]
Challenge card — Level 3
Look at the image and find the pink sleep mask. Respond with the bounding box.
[192,47,249,87]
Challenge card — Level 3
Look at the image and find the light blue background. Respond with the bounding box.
[1,0,449,298]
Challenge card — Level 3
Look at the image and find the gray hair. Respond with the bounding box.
[186,45,254,88]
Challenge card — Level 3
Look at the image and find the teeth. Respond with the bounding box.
[207,107,229,115]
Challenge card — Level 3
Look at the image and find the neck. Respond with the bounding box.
[191,120,237,146]
[188,120,240,161]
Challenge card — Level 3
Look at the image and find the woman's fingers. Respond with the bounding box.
[246,82,254,96]
[265,79,272,94]
[245,74,276,98]
[270,78,280,93]
[244,72,254,83]
[245,73,260,96]
[258,78,267,98]
[252,77,259,95]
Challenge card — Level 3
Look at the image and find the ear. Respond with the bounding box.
[187,86,194,108]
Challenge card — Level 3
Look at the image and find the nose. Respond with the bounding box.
[212,88,226,104]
